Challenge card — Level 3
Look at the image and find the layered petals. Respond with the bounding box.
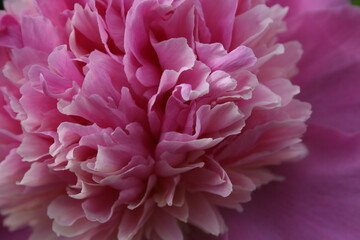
[0,0,315,239]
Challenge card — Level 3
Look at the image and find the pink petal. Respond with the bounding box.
[18,162,59,187]
[70,4,105,56]
[222,126,360,240]
[152,37,196,72]
[21,16,63,53]
[196,42,257,74]
[81,190,119,223]
[117,201,154,240]
[196,102,245,139]
[283,6,360,134]
[0,217,31,240]
[195,0,238,49]
[187,192,226,236]
[17,133,51,162]
[231,4,277,48]
[153,210,183,240]
[270,0,349,17]
[47,195,85,227]
[0,14,23,48]
[34,0,69,26]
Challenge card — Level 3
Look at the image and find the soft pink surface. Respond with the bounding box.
[219,3,360,240]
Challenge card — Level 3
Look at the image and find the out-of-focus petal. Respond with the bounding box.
[0,218,31,240]
[269,0,350,16]
[223,126,360,240]
[223,4,360,240]
[284,6,360,134]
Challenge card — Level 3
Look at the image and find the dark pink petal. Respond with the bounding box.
[0,218,31,240]
[0,14,23,48]
[70,4,105,56]
[153,210,183,240]
[283,6,360,134]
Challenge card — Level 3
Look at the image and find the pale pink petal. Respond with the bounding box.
[17,133,51,162]
[18,162,60,187]
[196,42,257,74]
[152,38,196,72]
[47,195,85,227]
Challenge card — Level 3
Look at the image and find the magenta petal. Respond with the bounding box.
[0,14,23,48]
[222,125,360,240]
[283,6,360,134]
[0,218,31,240]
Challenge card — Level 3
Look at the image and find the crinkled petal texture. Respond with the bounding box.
[0,0,311,239]
[219,3,360,240]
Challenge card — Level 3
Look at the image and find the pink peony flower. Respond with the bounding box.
[0,0,358,239]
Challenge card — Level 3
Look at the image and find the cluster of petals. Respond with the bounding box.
[0,0,311,239]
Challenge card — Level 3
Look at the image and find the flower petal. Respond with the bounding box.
[283,6,360,134]
[222,125,360,240]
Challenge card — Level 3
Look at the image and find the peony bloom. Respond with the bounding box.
[0,0,358,240]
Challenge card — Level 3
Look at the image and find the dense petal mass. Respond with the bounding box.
[0,0,312,239]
